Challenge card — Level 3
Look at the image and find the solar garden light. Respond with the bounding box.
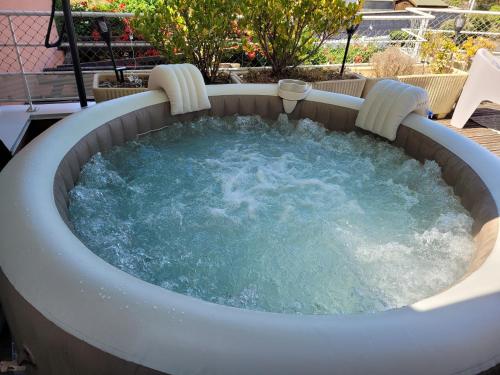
[340,0,361,78]
[454,14,466,44]
[96,17,126,83]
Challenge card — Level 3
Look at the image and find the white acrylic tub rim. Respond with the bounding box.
[0,84,499,375]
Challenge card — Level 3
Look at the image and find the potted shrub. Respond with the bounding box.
[460,36,496,69]
[132,0,240,84]
[231,0,365,97]
[351,47,414,97]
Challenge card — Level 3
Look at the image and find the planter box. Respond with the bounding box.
[230,67,366,98]
[398,71,468,119]
[351,66,468,119]
[92,72,149,103]
[310,73,366,97]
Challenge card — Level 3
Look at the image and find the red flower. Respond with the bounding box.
[354,55,363,63]
[119,18,133,40]
[246,51,256,61]
[91,29,101,41]
[120,33,129,41]
[144,48,160,56]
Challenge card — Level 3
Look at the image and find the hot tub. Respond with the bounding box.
[0,84,499,375]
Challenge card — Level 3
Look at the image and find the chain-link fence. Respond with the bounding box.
[0,10,162,107]
[416,7,500,37]
[318,9,432,65]
[1,7,498,105]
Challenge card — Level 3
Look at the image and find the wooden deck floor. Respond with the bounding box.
[437,102,500,158]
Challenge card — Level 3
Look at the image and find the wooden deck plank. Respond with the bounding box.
[436,103,500,158]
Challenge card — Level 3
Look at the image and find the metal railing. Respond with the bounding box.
[0,10,156,107]
[1,7,498,106]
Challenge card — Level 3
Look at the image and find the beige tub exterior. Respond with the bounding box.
[0,85,499,374]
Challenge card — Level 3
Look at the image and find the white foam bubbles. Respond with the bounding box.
[68,115,474,314]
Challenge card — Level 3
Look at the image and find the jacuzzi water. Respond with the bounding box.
[69,115,475,314]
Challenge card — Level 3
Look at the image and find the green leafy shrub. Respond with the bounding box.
[444,0,467,7]
[223,31,271,67]
[244,0,362,77]
[438,19,455,32]
[475,0,497,10]
[133,0,242,83]
[420,33,458,74]
[418,33,495,72]
[389,30,411,46]
[460,35,496,67]
[310,43,382,65]
[307,49,330,65]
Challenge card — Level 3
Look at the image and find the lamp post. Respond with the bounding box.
[340,23,360,77]
[454,14,466,45]
[340,0,361,78]
[96,18,126,83]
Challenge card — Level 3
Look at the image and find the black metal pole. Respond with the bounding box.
[340,33,353,77]
[108,44,119,81]
[96,17,125,83]
[340,23,360,78]
[107,43,121,82]
[61,0,87,108]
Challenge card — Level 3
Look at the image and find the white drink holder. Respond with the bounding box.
[278,79,312,114]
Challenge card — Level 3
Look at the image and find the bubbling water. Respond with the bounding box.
[69,115,474,314]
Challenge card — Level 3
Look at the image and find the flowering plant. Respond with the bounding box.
[134,0,242,83]
[244,0,362,77]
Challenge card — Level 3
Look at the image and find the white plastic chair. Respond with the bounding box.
[450,48,500,129]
